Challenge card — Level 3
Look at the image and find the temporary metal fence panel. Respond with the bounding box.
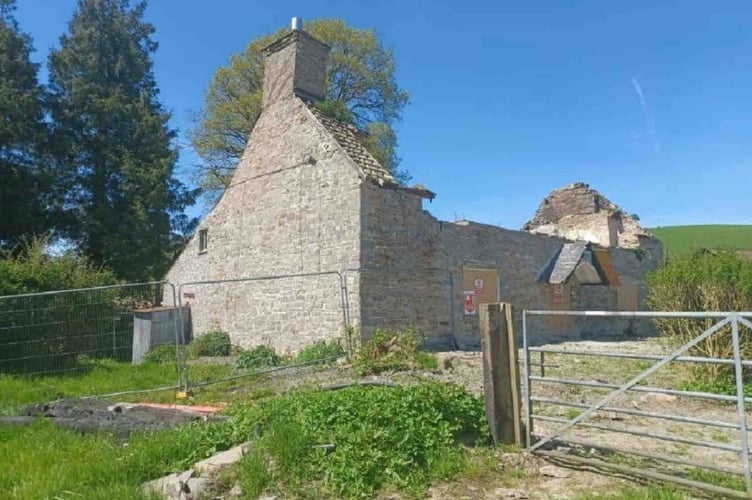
[0,281,183,399]
[176,271,348,391]
[522,309,752,498]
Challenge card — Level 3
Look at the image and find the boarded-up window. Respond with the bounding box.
[617,284,639,311]
[592,249,620,286]
[462,268,499,318]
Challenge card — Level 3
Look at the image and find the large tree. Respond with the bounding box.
[190,19,410,199]
[48,0,196,281]
[0,0,52,249]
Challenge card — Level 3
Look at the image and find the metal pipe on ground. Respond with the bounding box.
[536,450,749,500]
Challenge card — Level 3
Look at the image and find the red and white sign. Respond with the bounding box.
[474,278,484,295]
[463,290,476,316]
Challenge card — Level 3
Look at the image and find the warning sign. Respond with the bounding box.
[474,278,484,294]
[463,290,476,316]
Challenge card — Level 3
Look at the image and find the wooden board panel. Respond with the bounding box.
[592,249,621,286]
[463,268,499,317]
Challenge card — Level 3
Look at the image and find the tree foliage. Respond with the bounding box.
[646,249,752,380]
[47,0,197,281]
[190,19,410,199]
[0,235,116,296]
[0,0,52,250]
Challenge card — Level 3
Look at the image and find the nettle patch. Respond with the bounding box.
[224,382,489,498]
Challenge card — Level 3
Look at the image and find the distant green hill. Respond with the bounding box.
[648,225,752,256]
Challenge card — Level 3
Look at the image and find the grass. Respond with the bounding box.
[0,358,235,413]
[649,225,752,257]
[575,484,689,499]
[0,382,490,499]
[229,382,489,498]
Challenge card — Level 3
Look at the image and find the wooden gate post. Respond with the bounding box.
[480,302,523,446]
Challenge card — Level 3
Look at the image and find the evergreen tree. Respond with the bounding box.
[48,0,196,280]
[0,0,51,249]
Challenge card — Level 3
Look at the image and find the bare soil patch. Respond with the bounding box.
[1,398,225,439]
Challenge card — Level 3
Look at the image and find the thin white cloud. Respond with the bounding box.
[631,77,661,153]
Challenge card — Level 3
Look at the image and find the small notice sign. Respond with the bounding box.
[463,290,476,316]
[474,278,484,294]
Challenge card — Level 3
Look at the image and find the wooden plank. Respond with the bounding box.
[592,248,621,286]
[480,302,523,445]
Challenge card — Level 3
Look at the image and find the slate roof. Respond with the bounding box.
[305,102,396,186]
[549,241,588,284]
[537,241,588,284]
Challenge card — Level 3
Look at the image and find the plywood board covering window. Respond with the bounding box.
[462,267,499,317]
[592,249,620,286]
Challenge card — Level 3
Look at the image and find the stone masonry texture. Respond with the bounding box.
[165,27,664,353]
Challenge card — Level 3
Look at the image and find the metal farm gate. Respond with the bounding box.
[522,310,752,499]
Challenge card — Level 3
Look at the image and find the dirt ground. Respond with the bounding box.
[5,337,745,498]
[0,398,226,439]
[225,337,743,498]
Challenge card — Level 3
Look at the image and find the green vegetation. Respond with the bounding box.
[0,236,116,296]
[354,328,438,375]
[142,344,178,364]
[646,249,752,381]
[190,18,410,199]
[186,330,232,358]
[236,345,282,370]
[294,339,345,365]
[649,225,752,257]
[0,0,51,251]
[228,382,488,498]
[47,0,197,281]
[0,358,234,414]
[0,382,487,499]
[575,484,688,499]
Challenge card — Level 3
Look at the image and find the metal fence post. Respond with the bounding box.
[730,314,752,493]
[522,309,533,448]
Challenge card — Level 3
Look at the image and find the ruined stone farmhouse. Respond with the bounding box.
[165,21,663,351]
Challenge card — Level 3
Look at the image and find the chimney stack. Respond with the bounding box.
[261,17,330,108]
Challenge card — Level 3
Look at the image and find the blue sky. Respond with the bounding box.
[14,0,752,229]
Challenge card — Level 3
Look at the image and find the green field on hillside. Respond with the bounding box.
[648,225,752,256]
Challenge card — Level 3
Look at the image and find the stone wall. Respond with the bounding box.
[358,184,661,349]
[165,97,362,353]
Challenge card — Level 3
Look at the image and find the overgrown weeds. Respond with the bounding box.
[186,329,233,358]
[236,345,281,370]
[142,344,177,364]
[1,381,489,499]
[354,327,438,375]
[646,249,752,381]
[295,339,345,365]
[228,381,489,498]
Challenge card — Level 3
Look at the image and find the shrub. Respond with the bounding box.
[354,327,437,375]
[0,235,117,295]
[187,330,232,358]
[646,249,752,380]
[227,382,489,498]
[0,236,123,374]
[142,344,177,364]
[295,340,345,365]
[236,345,281,371]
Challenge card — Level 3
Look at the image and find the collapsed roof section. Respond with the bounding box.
[537,240,620,286]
